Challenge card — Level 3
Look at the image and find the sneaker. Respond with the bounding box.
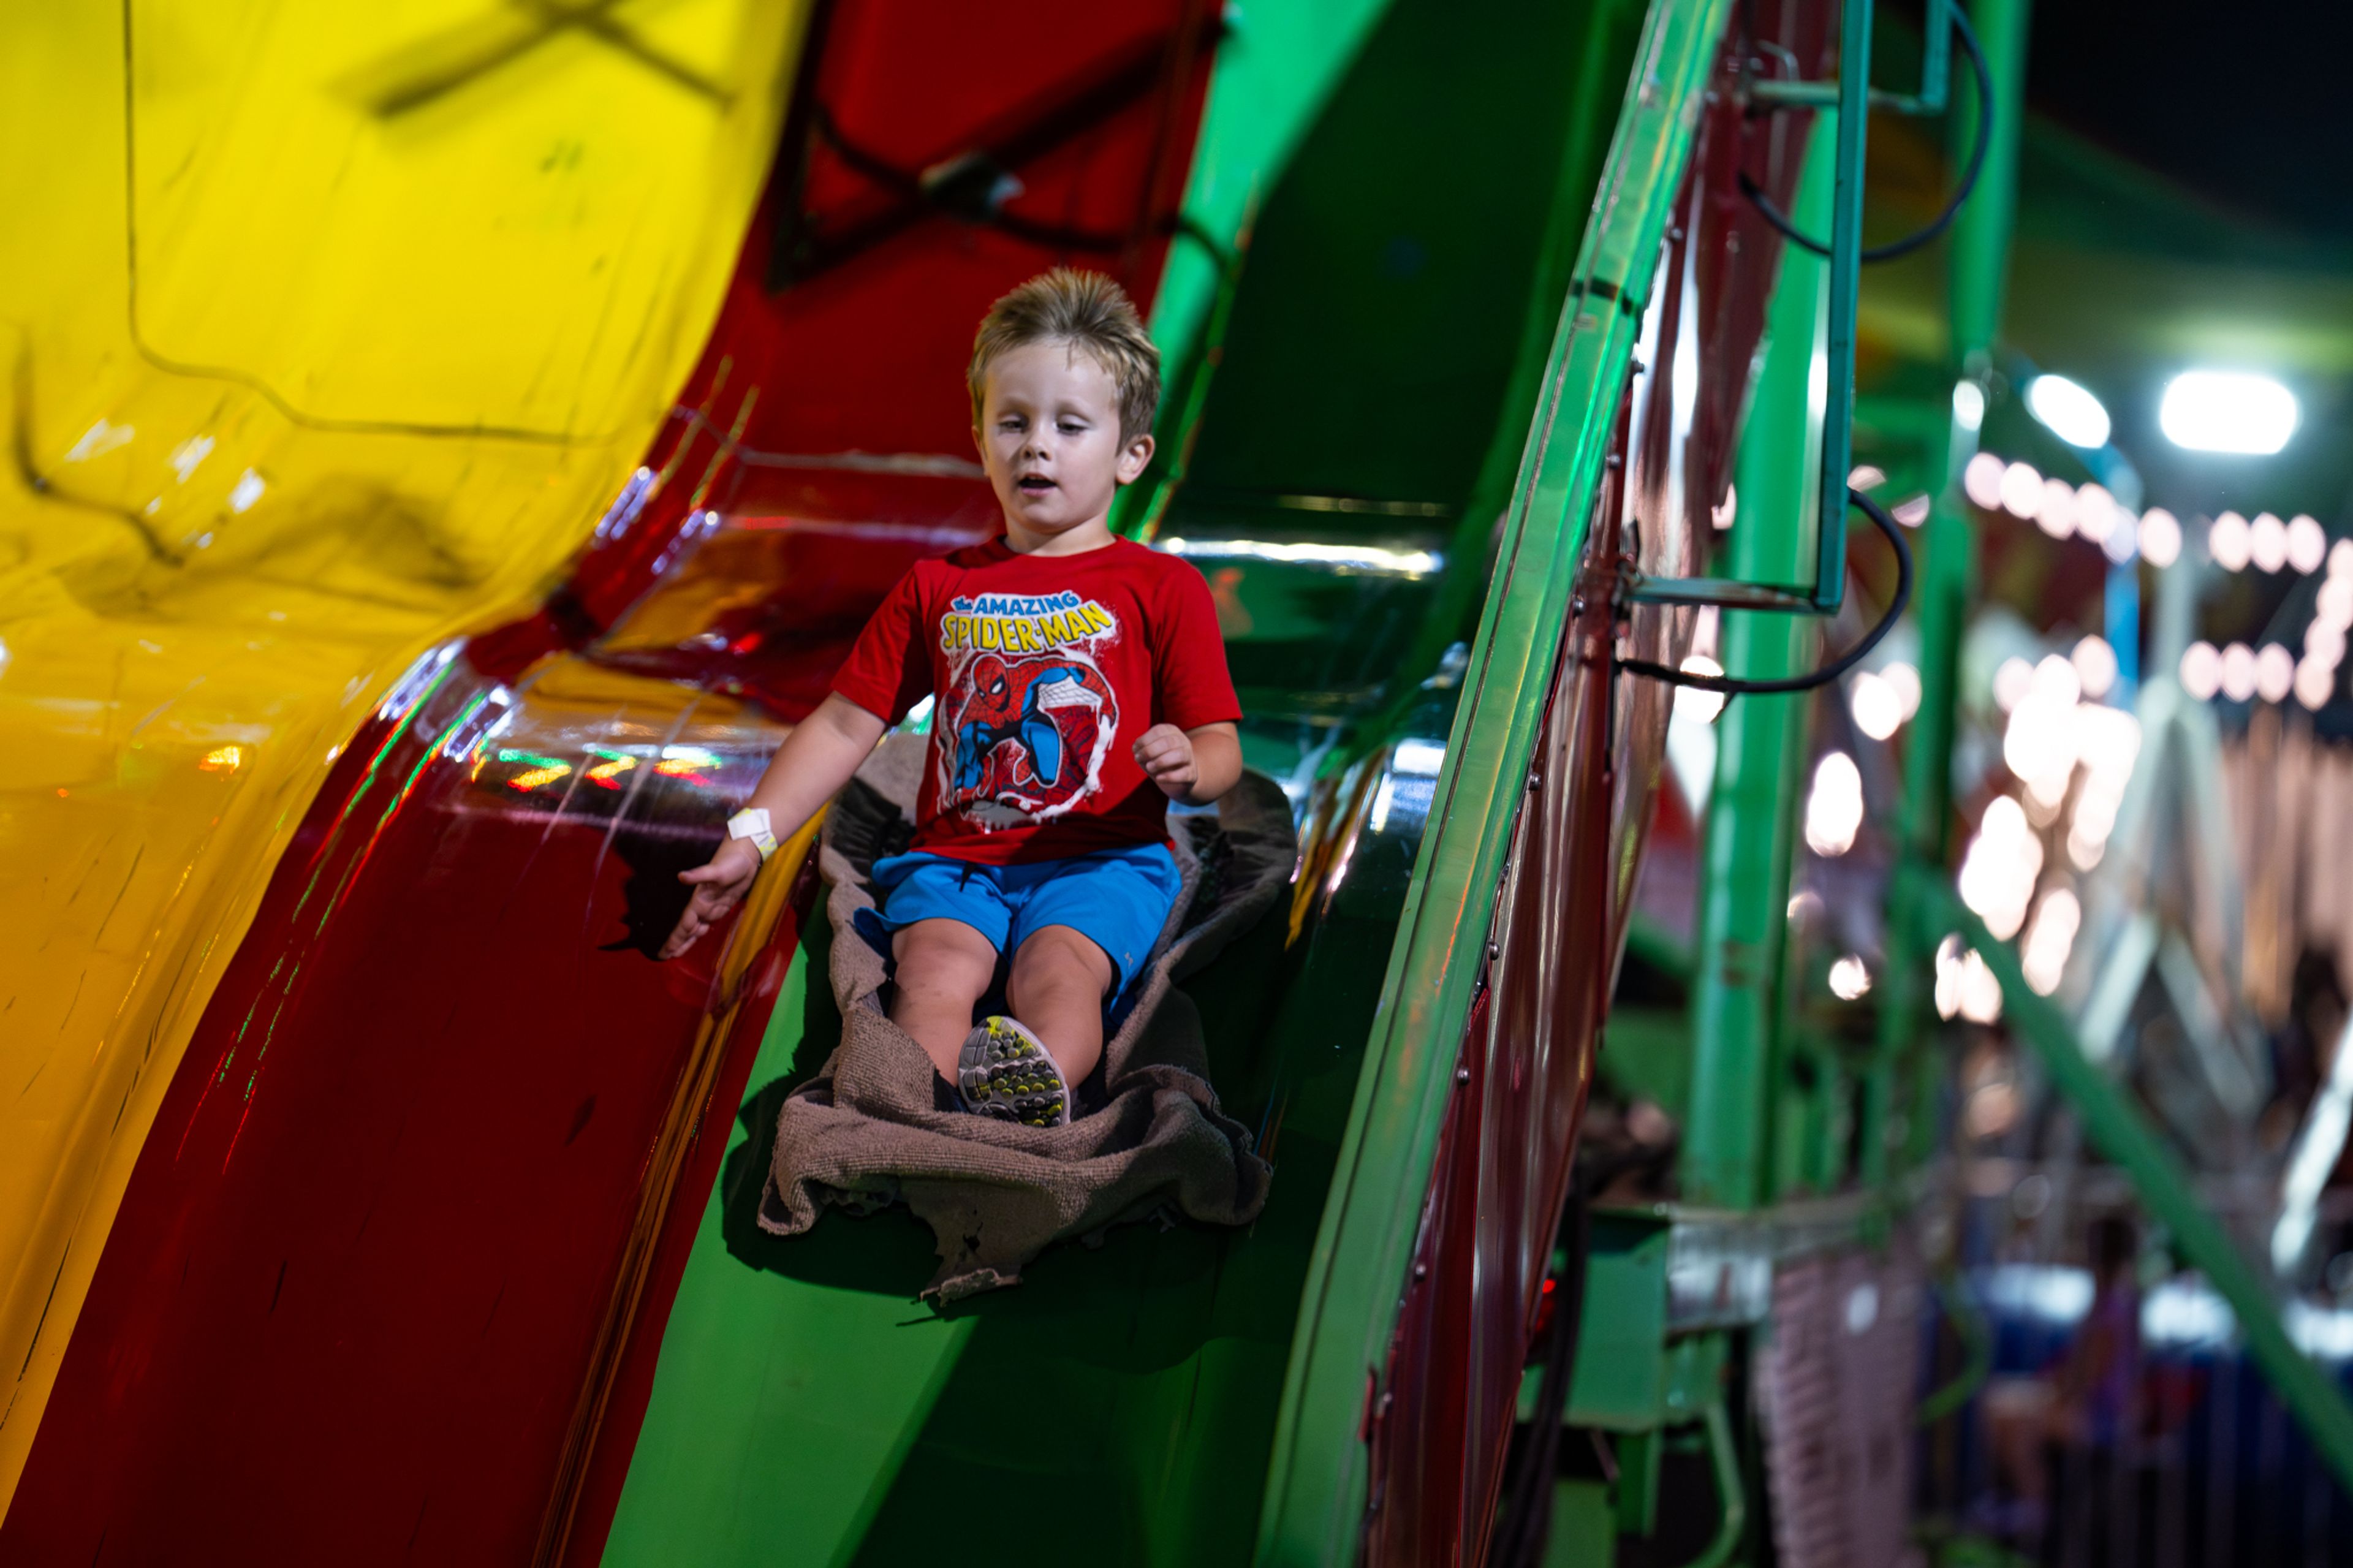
[957,1016,1070,1128]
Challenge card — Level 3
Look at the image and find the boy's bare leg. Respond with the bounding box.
[889,919,999,1082]
[1007,925,1115,1087]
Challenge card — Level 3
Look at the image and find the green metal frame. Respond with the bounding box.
[1749,0,1950,114]
[1630,0,1971,620]
[1681,134,1833,1210]
[1251,0,1737,1552]
[1623,0,1860,618]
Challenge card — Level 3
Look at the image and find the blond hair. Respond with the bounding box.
[968,268,1161,442]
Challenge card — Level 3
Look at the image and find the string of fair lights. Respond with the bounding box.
[1770,366,2333,1029]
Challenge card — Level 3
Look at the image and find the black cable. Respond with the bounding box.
[1621,486,1912,695]
[1491,1171,1596,1568]
[1738,6,1992,263]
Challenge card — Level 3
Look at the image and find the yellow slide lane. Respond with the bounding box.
[0,0,804,1509]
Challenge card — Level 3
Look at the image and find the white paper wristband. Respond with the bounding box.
[726,807,778,862]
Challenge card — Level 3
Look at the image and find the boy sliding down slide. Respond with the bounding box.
[660,270,1243,1129]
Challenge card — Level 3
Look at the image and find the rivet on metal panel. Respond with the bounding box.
[1457,1067,1471,1084]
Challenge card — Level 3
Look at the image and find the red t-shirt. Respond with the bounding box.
[830,536,1243,865]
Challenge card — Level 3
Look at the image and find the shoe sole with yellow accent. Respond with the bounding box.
[956,1016,1070,1128]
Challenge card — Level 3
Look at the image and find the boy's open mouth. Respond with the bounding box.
[1017,475,1056,494]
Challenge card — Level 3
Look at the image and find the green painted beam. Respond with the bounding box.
[1811,0,1872,614]
[1866,0,2026,1184]
[1253,0,1738,1552]
[1938,887,2353,1499]
[1681,135,1833,1211]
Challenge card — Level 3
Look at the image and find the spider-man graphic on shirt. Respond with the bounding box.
[938,601,1121,830]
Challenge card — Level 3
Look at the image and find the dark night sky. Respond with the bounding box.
[2025,1,2353,242]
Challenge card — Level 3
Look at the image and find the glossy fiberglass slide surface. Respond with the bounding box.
[0,0,800,1528]
[1,1,1238,1561]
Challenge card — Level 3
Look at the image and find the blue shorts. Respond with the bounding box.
[854,843,1183,1009]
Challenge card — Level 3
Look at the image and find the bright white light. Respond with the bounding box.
[1958,794,2044,941]
[2257,643,2295,703]
[2139,508,2182,567]
[1805,751,1866,857]
[2036,478,2078,540]
[2065,706,2140,873]
[1963,452,2006,510]
[2289,515,2327,574]
[2102,517,2139,564]
[1935,934,1966,1019]
[2021,888,2082,995]
[169,434,214,483]
[1849,464,1887,491]
[1893,494,1931,528]
[2251,512,2289,574]
[2220,642,2257,702]
[2027,374,2113,449]
[1829,955,1873,1000]
[2210,512,2251,572]
[2074,483,2116,544]
[2332,538,2353,579]
[1851,671,1903,740]
[227,469,267,514]
[1674,655,1727,724]
[2161,369,2299,455]
[1393,738,1448,775]
[1953,381,1987,431]
[1884,661,1923,719]
[2005,657,2084,809]
[1960,948,2004,1023]
[1712,484,1737,531]
[2320,576,2353,631]
[2297,657,2336,711]
[2307,619,2346,666]
[2180,640,2222,699]
[1156,537,1442,577]
[2072,635,2118,699]
[2000,461,2045,519]
[1993,655,2036,713]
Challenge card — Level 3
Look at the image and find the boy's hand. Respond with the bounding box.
[660,837,764,960]
[1134,723,1198,799]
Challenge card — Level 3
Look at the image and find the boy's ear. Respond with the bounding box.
[971,423,987,460]
[1115,431,1155,487]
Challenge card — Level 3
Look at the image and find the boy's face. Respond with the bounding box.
[974,340,1153,547]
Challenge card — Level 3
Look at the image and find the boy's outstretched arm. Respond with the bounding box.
[660,694,888,959]
[1133,721,1241,808]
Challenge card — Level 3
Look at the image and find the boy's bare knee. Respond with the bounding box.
[892,920,997,999]
[1010,925,1114,999]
